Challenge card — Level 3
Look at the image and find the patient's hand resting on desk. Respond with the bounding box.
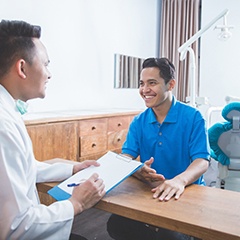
[151,177,185,202]
[134,157,185,202]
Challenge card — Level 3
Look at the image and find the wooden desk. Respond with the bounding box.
[95,177,240,240]
[37,176,240,240]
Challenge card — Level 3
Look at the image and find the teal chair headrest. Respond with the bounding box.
[208,102,240,165]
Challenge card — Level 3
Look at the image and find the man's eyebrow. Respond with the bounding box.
[139,78,157,82]
[147,78,158,82]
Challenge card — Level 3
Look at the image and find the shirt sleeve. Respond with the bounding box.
[9,200,74,240]
[189,111,210,161]
[122,117,140,159]
[0,120,74,240]
[36,160,73,183]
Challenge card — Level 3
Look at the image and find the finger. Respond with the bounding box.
[77,179,86,184]
[84,160,100,167]
[155,185,171,201]
[152,187,164,198]
[150,173,165,181]
[164,189,176,201]
[74,161,99,173]
[158,191,169,201]
[95,179,106,196]
[90,161,100,166]
[174,190,182,200]
[99,186,106,197]
[145,157,154,167]
[94,177,104,186]
[142,165,156,174]
[89,173,99,182]
[151,187,157,193]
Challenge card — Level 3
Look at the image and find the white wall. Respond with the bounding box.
[3,0,237,120]
[200,0,240,124]
[0,0,158,112]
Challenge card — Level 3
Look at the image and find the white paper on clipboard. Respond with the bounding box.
[48,151,143,201]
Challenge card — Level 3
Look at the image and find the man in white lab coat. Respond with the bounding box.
[0,20,105,240]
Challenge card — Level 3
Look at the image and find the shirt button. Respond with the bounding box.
[159,142,162,145]
[159,132,162,136]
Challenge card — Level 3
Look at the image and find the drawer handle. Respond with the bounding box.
[92,126,96,130]
[117,123,122,127]
[92,143,97,148]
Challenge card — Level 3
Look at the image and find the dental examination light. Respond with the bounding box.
[215,15,234,41]
[178,9,233,107]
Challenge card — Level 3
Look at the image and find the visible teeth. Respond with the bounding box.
[145,96,154,99]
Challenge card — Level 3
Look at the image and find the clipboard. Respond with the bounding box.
[48,151,143,201]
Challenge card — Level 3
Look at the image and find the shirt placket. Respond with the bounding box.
[157,123,163,147]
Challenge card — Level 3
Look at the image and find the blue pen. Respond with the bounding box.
[67,183,80,187]
[67,179,86,187]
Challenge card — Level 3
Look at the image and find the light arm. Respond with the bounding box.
[178,9,230,107]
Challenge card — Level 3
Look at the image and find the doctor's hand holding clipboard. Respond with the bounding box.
[48,151,143,201]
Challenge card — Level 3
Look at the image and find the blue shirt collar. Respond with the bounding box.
[148,96,178,124]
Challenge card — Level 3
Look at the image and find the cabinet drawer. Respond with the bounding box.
[79,119,107,136]
[80,135,107,156]
[108,116,131,132]
[108,129,128,150]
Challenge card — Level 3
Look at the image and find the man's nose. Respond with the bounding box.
[142,84,150,92]
[48,70,52,79]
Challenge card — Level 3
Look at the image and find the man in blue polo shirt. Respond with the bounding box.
[107,57,210,240]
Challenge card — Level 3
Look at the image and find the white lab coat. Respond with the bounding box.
[0,85,75,240]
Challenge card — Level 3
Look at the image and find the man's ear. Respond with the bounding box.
[16,59,27,79]
[168,79,176,91]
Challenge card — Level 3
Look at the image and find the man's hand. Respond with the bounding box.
[72,160,100,175]
[151,177,185,201]
[151,158,209,201]
[134,157,165,183]
[69,173,105,215]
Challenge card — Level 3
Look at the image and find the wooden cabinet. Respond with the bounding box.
[24,110,140,162]
[107,116,132,151]
[78,118,108,160]
[27,121,78,161]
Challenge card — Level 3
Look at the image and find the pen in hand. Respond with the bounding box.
[67,183,80,187]
[67,179,86,187]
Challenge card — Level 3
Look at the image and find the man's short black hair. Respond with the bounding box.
[0,20,41,79]
[142,57,175,84]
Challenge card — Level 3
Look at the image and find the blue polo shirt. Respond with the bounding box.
[122,96,210,185]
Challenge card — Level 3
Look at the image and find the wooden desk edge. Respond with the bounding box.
[37,160,240,240]
[95,183,240,240]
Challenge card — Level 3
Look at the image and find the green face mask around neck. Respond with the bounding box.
[16,99,28,115]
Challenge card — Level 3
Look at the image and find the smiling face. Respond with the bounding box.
[20,38,51,101]
[139,67,175,110]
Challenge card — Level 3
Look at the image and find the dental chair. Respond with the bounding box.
[208,102,240,192]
